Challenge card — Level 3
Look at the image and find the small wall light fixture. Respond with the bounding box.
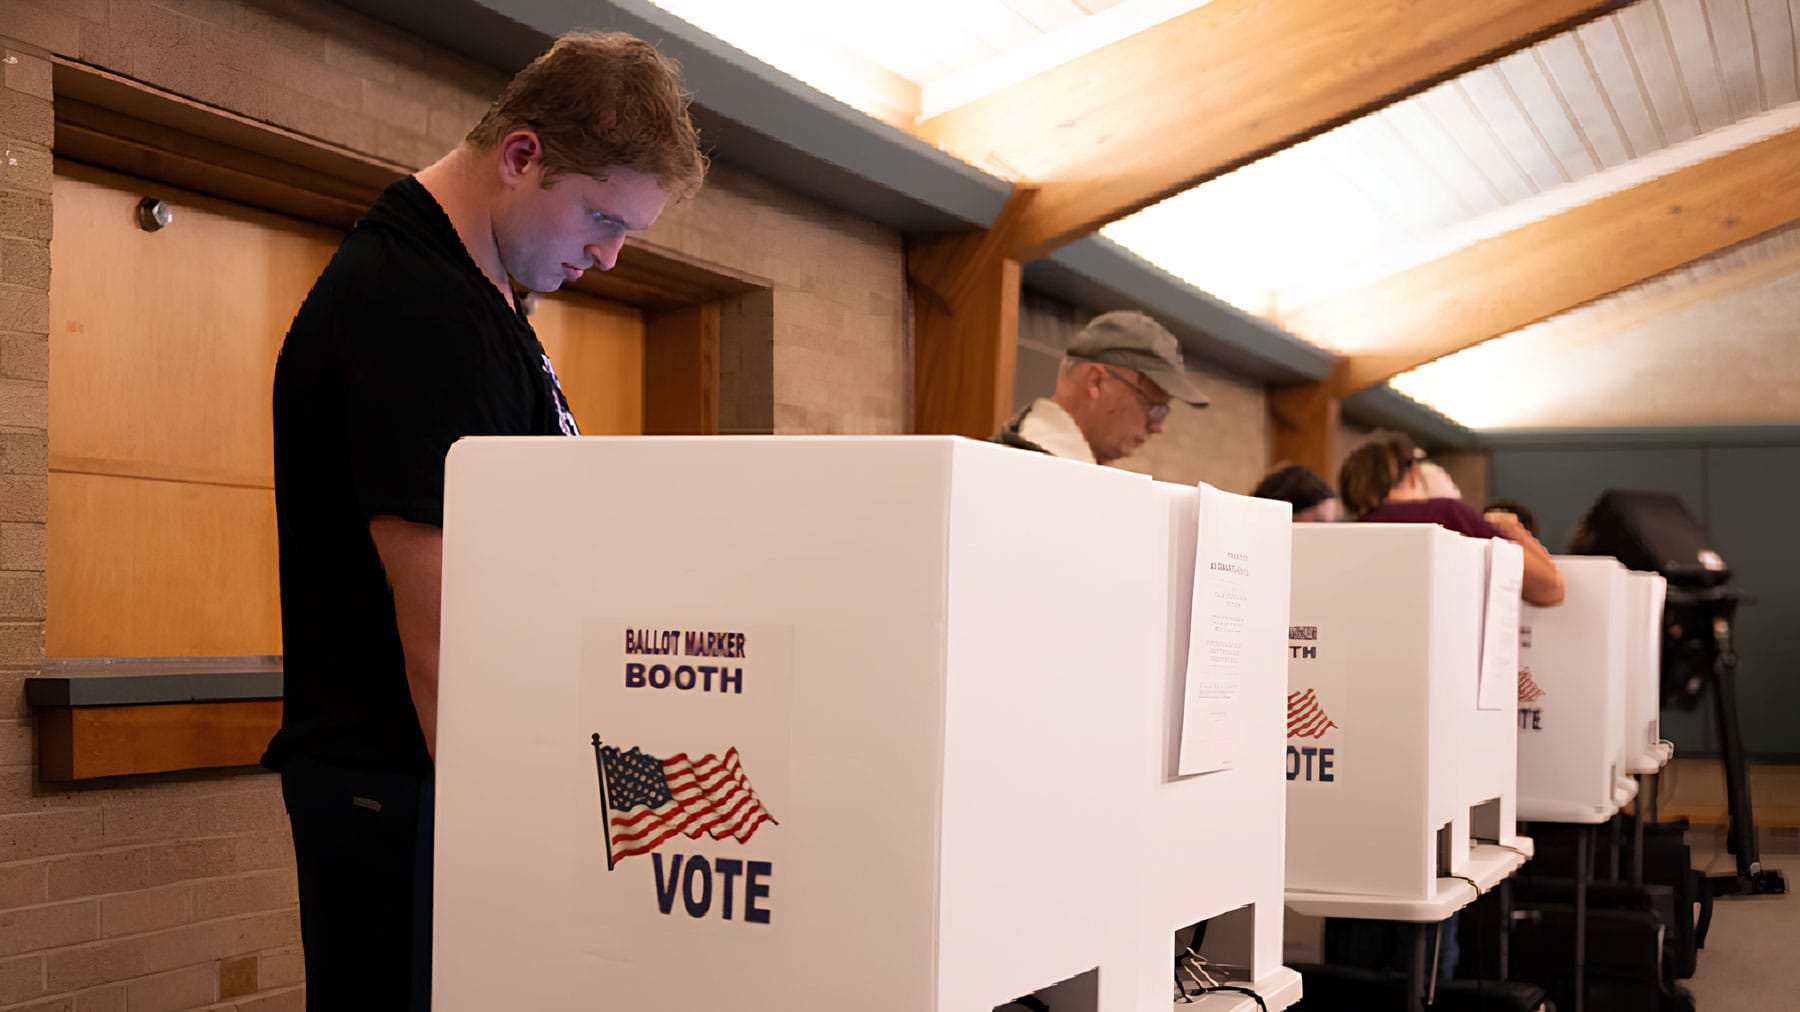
[135,197,173,232]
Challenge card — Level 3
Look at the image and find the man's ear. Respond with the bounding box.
[1082,362,1105,400]
[496,130,543,186]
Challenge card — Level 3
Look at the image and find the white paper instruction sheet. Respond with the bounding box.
[1478,539,1524,711]
[1179,484,1291,776]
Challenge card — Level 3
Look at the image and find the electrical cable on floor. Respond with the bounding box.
[1178,983,1269,1009]
[1174,949,1267,1009]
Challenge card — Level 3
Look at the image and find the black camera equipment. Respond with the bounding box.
[1577,490,1784,898]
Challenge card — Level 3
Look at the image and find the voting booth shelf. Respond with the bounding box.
[432,436,1301,1012]
[1517,557,1633,825]
[1284,525,1529,909]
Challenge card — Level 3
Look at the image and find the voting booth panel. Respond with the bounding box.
[432,437,1298,1012]
[1143,481,1299,1007]
[1285,525,1520,904]
[1624,572,1672,774]
[1517,557,1630,823]
[1460,540,1526,857]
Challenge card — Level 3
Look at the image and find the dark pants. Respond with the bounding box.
[281,755,434,1011]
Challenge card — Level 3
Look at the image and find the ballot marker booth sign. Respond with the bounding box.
[582,621,792,933]
[431,436,1302,1011]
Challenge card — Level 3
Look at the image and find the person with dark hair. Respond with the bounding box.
[264,31,707,1010]
[1252,464,1340,522]
[1338,433,1564,606]
[1484,497,1541,539]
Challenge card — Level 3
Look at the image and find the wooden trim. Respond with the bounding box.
[56,102,379,229]
[37,701,282,781]
[52,60,406,186]
[1294,123,1800,391]
[908,188,1036,437]
[642,301,722,435]
[1268,362,1348,478]
[575,241,767,312]
[50,60,770,311]
[913,0,1630,260]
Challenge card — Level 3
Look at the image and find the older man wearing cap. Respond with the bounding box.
[993,310,1209,465]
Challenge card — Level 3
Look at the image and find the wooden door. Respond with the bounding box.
[48,162,644,658]
[531,292,644,435]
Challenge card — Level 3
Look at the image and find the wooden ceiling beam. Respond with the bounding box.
[907,187,1038,438]
[915,0,1630,261]
[1286,123,1800,393]
[1269,363,1349,480]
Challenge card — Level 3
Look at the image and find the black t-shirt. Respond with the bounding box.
[264,176,577,774]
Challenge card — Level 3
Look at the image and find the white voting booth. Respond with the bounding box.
[1283,525,1529,919]
[1624,572,1673,775]
[1516,557,1634,823]
[432,436,1300,1012]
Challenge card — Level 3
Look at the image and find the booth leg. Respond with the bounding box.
[1608,815,1621,881]
[1631,784,1646,888]
[1404,922,1427,1012]
[1574,823,1591,1012]
[1497,878,1512,980]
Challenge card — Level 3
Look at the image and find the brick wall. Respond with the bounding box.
[0,0,912,1007]
[1015,293,1274,493]
[653,165,909,434]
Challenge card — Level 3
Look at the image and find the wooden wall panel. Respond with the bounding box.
[37,701,282,781]
[49,162,340,488]
[48,162,648,660]
[642,302,721,435]
[47,472,281,657]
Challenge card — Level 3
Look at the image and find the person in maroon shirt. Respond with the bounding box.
[1339,433,1565,606]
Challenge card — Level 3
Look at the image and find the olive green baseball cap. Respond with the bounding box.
[1067,310,1209,406]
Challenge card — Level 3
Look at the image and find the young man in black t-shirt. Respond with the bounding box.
[266,33,706,1010]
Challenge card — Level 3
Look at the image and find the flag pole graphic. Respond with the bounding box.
[591,734,615,871]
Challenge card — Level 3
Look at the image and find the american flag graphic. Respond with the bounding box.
[592,736,777,870]
[1287,689,1338,739]
[1518,667,1547,703]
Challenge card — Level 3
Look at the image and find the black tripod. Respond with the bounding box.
[1666,586,1786,897]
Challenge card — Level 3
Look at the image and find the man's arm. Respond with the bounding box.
[1486,510,1566,607]
[370,516,444,761]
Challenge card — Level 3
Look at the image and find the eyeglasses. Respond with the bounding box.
[1101,366,1172,422]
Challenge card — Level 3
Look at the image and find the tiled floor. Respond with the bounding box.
[1686,827,1800,1011]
